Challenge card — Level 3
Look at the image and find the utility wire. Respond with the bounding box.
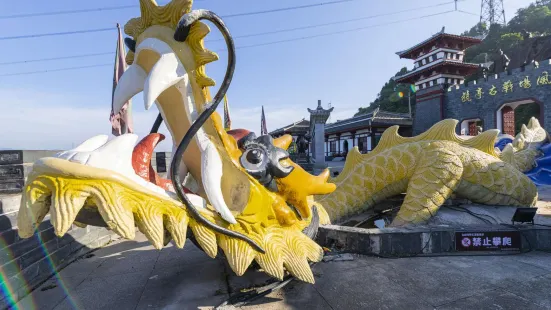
[0,0,408,41]
[216,10,457,52]
[0,0,358,20]
[0,0,461,41]
[0,63,111,77]
[0,5,136,20]
[221,0,368,19]
[0,28,114,41]
[206,0,460,42]
[0,52,113,66]
[0,0,204,20]
[457,10,480,16]
[0,2,458,65]
[0,10,456,77]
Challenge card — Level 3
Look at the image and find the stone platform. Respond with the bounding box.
[317,224,551,257]
[9,232,551,310]
[317,186,551,257]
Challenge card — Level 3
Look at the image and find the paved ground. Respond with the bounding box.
[13,232,551,310]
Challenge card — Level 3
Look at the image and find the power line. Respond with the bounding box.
[221,0,364,19]
[0,1,459,64]
[0,28,114,41]
[1,0,460,42]
[0,52,113,66]
[206,0,460,42]
[458,10,480,16]
[0,63,111,77]
[0,10,456,77]
[0,0,357,21]
[0,5,135,20]
[217,10,457,52]
[0,1,204,20]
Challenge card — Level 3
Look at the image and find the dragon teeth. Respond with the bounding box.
[164,214,189,249]
[17,187,51,238]
[200,141,237,224]
[284,257,315,284]
[143,53,186,110]
[135,206,164,250]
[112,64,146,115]
[255,253,285,280]
[189,221,218,258]
[94,197,136,240]
[55,134,173,199]
[50,191,89,236]
[219,237,256,276]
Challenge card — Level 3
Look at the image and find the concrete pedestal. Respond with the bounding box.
[308,100,333,174]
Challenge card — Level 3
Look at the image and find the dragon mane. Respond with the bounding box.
[331,119,500,183]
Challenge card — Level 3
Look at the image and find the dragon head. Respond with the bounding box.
[499,117,550,172]
[18,0,336,283]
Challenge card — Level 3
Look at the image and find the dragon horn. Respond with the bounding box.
[227,129,251,142]
[273,135,293,150]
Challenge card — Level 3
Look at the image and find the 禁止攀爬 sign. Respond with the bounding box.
[455,231,521,252]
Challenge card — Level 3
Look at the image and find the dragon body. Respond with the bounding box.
[317,119,541,226]
[15,0,548,285]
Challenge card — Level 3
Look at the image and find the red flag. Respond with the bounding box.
[260,106,268,135]
[223,95,231,131]
[110,23,133,136]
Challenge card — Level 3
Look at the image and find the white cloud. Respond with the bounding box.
[1,88,362,152]
[227,102,360,134]
[0,88,173,151]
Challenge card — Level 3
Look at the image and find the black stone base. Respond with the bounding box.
[316,224,551,257]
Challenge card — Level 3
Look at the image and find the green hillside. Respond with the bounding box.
[355,0,551,119]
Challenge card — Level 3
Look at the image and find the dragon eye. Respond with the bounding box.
[246,149,264,165]
[240,147,268,177]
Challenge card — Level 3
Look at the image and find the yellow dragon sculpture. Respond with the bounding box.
[16,0,545,285]
[317,118,546,226]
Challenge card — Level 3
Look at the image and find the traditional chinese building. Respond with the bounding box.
[269,118,311,155]
[394,27,482,91]
[325,108,412,157]
[407,30,551,136]
[269,102,413,159]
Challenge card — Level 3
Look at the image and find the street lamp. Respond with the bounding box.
[393,84,416,118]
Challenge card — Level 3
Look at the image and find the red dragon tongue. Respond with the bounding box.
[132,133,165,183]
[131,133,192,193]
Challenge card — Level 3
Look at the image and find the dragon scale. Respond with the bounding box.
[317,120,539,226]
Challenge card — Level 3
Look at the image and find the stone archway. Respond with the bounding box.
[496,99,543,136]
[515,102,541,133]
[460,118,483,136]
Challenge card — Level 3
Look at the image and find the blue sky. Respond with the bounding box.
[0,0,533,151]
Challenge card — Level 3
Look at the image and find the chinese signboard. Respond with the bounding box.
[460,71,551,103]
[455,231,521,252]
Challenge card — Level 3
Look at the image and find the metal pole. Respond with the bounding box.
[408,90,412,118]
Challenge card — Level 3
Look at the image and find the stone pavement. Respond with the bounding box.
[13,233,551,310]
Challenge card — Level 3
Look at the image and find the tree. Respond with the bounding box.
[355,1,551,115]
[498,32,524,50]
[354,67,412,116]
[507,4,551,34]
[461,22,488,37]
